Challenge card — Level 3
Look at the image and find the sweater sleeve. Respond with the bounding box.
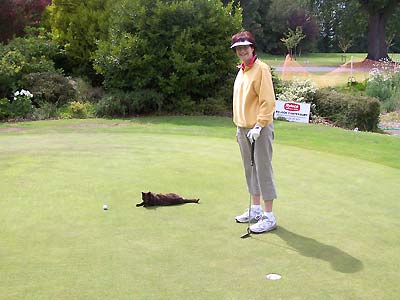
[257,66,276,127]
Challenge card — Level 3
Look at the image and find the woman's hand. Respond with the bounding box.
[247,124,262,141]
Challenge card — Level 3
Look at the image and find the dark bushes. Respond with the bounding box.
[22,72,76,108]
[96,89,165,117]
[312,89,381,131]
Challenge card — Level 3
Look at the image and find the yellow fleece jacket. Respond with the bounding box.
[233,59,276,128]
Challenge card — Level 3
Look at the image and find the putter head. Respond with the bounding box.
[240,228,251,239]
[241,232,251,239]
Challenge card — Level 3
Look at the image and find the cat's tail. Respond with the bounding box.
[184,198,200,204]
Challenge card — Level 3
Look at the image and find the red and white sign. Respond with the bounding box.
[284,102,300,111]
[274,100,311,123]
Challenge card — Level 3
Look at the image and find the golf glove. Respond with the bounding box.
[247,124,262,142]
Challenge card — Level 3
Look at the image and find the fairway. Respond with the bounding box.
[1,118,399,300]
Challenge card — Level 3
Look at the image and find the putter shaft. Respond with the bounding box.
[240,140,255,239]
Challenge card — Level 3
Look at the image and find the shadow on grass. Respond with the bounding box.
[259,227,364,273]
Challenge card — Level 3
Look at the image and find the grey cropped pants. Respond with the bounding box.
[236,123,277,200]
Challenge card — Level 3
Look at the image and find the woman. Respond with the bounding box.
[231,31,278,233]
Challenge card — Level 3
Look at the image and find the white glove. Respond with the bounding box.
[247,124,262,142]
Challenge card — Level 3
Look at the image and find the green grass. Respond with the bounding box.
[1,117,399,300]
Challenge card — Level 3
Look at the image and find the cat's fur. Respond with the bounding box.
[136,192,200,207]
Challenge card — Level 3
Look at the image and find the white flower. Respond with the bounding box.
[13,89,33,98]
[277,78,317,102]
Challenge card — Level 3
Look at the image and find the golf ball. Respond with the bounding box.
[103,204,108,210]
[266,273,281,280]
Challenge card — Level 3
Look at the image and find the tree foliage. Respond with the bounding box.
[357,0,400,60]
[94,0,241,114]
[46,0,114,77]
[0,29,61,99]
[305,0,400,58]
[222,0,318,54]
[281,26,306,57]
[0,0,51,42]
[226,0,399,57]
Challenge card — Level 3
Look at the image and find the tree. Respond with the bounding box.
[281,26,306,58]
[338,36,352,54]
[358,0,400,60]
[307,0,399,59]
[94,0,242,114]
[386,5,400,53]
[46,0,114,79]
[221,0,268,51]
[305,1,363,52]
[221,0,317,54]
[0,0,51,42]
[287,8,318,53]
[263,0,318,54]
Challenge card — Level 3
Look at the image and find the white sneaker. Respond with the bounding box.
[235,208,263,223]
[250,214,277,233]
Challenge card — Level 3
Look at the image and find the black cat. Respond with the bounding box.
[136,192,200,207]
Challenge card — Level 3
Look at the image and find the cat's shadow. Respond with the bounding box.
[141,203,198,210]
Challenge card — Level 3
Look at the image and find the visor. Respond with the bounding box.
[230,40,253,49]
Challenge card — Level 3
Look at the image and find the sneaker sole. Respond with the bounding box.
[250,224,278,234]
[235,218,258,224]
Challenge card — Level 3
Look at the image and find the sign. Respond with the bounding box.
[274,100,311,123]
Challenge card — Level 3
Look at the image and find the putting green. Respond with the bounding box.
[0,118,399,300]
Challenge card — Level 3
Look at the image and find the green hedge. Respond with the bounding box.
[312,89,381,131]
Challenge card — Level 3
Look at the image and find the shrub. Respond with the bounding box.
[0,89,35,120]
[95,94,128,118]
[32,102,58,120]
[0,97,11,120]
[73,78,105,103]
[93,0,241,114]
[21,72,76,108]
[95,89,164,117]
[69,101,95,119]
[197,78,234,116]
[0,31,61,99]
[270,67,284,95]
[198,97,231,116]
[276,78,317,102]
[312,89,381,131]
[56,101,95,119]
[366,63,400,112]
[10,89,34,119]
[0,49,25,98]
[351,81,367,92]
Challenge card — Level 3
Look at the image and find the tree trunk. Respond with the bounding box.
[366,10,390,61]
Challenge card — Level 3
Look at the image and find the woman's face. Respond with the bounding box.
[235,45,254,65]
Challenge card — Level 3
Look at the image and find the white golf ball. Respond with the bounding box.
[266,273,281,280]
[103,204,108,210]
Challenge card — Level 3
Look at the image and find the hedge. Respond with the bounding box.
[312,89,381,131]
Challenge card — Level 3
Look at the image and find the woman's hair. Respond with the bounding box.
[231,31,256,54]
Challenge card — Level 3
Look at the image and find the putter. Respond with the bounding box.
[241,139,255,239]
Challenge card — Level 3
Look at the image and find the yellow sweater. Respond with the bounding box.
[233,59,276,128]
